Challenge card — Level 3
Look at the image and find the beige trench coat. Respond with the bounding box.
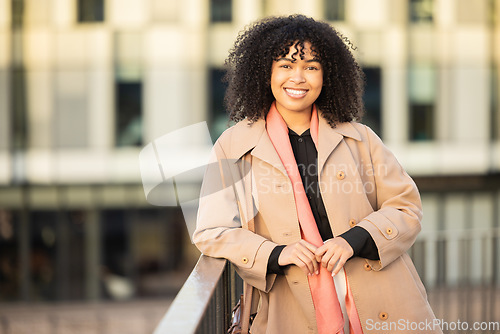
[193,114,442,334]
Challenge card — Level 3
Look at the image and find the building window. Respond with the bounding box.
[101,210,130,291]
[0,209,20,301]
[492,65,499,141]
[209,68,229,140]
[115,82,142,147]
[362,67,382,137]
[410,104,434,140]
[409,0,433,23]
[210,0,232,23]
[11,0,26,150]
[409,64,435,140]
[77,0,104,23]
[11,67,27,150]
[324,0,345,21]
[30,211,58,301]
[114,33,143,147]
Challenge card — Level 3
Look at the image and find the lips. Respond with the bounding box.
[284,88,308,98]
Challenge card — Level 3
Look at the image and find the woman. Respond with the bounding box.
[193,15,441,334]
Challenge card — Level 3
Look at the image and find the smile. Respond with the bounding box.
[284,88,308,98]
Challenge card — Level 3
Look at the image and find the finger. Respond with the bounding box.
[321,248,335,268]
[305,251,320,275]
[327,252,341,272]
[297,243,320,274]
[296,252,316,275]
[332,254,349,276]
[294,260,310,275]
[315,245,327,263]
[300,240,318,254]
[288,249,308,274]
[317,239,338,258]
[306,252,320,275]
[309,253,319,274]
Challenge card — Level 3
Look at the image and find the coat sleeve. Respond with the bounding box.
[192,139,278,292]
[356,125,423,271]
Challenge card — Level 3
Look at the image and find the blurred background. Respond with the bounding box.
[0,0,500,333]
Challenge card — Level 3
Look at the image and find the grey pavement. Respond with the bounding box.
[0,299,173,334]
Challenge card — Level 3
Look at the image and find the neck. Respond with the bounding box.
[275,105,312,135]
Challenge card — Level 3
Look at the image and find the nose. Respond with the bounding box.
[289,68,306,84]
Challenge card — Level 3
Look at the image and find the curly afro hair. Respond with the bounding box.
[224,14,365,127]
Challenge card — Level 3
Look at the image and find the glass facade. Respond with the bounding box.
[409,0,433,23]
[362,67,382,137]
[493,65,499,141]
[324,0,345,22]
[0,209,20,301]
[114,32,143,147]
[0,188,188,303]
[77,0,104,23]
[115,82,143,147]
[210,0,232,23]
[11,0,27,151]
[408,64,436,140]
[209,68,229,140]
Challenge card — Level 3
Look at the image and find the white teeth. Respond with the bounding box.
[285,88,307,96]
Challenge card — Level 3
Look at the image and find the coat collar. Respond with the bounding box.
[227,111,362,175]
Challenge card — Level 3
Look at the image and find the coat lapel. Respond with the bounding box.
[227,113,362,178]
[251,132,288,176]
[317,114,362,175]
[228,118,288,176]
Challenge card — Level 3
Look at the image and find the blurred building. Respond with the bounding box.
[0,0,499,308]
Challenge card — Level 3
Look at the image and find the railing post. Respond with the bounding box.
[155,256,242,334]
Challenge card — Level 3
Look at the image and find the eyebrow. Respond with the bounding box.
[275,57,321,63]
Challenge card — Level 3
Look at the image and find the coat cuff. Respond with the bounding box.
[357,211,420,270]
[236,240,279,292]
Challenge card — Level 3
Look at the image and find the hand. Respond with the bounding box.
[278,240,319,276]
[315,237,353,276]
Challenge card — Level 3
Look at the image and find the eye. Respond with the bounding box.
[280,64,291,69]
[306,66,320,70]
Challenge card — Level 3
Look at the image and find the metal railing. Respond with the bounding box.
[409,228,500,333]
[153,255,242,334]
[156,230,500,334]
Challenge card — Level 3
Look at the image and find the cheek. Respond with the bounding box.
[270,72,284,92]
[314,72,324,88]
[311,75,323,98]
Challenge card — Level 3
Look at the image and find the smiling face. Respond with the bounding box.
[270,41,323,119]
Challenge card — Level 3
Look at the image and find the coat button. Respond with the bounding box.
[336,171,345,180]
[349,219,356,227]
[242,257,249,264]
[363,263,372,271]
[386,227,393,235]
[379,312,388,320]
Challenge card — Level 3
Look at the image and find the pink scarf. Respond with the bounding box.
[266,102,363,334]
